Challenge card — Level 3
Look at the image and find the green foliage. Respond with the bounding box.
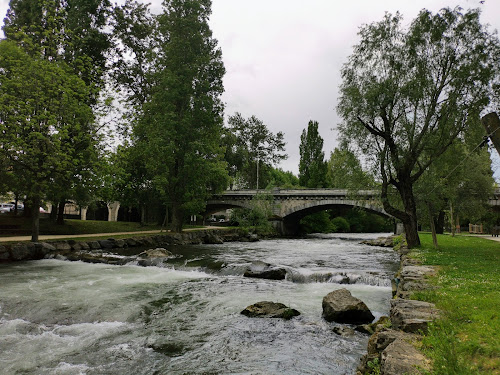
[299,120,327,188]
[327,147,375,189]
[337,8,500,248]
[225,112,287,189]
[416,234,500,374]
[299,211,336,234]
[229,193,274,233]
[415,128,494,236]
[266,168,300,189]
[366,357,381,375]
[0,40,97,238]
[134,0,229,232]
[331,217,350,233]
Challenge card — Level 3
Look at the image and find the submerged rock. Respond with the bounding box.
[332,326,355,337]
[243,261,287,280]
[322,288,374,324]
[138,248,173,258]
[241,301,300,320]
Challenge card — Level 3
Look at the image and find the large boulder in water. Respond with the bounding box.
[322,288,374,324]
[243,261,287,280]
[241,301,300,320]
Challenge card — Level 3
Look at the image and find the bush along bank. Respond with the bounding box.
[0,229,261,263]
[356,236,440,375]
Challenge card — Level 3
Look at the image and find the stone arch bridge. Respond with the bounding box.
[206,189,393,235]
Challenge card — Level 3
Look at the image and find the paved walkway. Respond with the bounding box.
[0,226,222,243]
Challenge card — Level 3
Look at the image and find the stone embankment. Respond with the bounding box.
[0,229,259,262]
[356,236,440,375]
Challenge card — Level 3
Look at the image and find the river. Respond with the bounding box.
[0,233,399,375]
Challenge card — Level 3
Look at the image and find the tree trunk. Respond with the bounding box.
[140,205,146,226]
[449,202,455,237]
[31,196,40,242]
[398,180,421,248]
[428,202,438,248]
[171,203,184,233]
[49,204,57,222]
[57,200,65,225]
[161,207,169,233]
[435,210,445,234]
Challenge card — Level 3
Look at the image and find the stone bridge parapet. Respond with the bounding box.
[206,188,389,234]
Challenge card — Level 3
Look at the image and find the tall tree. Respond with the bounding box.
[337,8,500,248]
[414,125,494,241]
[326,147,375,189]
[134,0,228,232]
[0,40,95,240]
[298,120,327,188]
[226,112,287,189]
[3,0,113,103]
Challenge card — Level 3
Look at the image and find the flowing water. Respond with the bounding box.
[0,233,399,375]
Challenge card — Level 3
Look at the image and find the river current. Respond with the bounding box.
[0,233,399,375]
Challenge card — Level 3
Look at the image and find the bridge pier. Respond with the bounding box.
[269,217,300,236]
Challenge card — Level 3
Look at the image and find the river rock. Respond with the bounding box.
[88,241,101,250]
[390,299,440,333]
[396,265,437,298]
[356,315,390,335]
[98,239,115,249]
[0,245,10,260]
[243,261,287,280]
[203,232,224,244]
[381,338,430,374]
[241,301,300,320]
[139,248,173,258]
[10,243,35,260]
[361,236,394,247]
[35,242,56,257]
[322,288,374,324]
[332,326,355,337]
[52,241,72,251]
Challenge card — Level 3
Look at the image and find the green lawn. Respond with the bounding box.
[414,234,500,375]
[0,216,164,235]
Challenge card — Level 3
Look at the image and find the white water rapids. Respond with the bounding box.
[0,233,399,375]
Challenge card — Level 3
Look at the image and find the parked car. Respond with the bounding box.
[10,203,24,212]
[0,203,14,213]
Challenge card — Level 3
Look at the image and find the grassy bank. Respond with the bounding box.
[0,216,167,236]
[413,233,499,375]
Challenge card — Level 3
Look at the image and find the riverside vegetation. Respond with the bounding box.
[412,234,499,375]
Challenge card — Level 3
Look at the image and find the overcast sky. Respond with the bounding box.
[1,0,499,175]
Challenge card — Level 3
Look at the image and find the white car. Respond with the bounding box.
[0,203,14,213]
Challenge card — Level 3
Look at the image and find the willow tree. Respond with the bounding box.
[337,8,500,248]
[135,0,228,232]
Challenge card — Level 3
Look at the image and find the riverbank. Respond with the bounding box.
[0,228,261,262]
[357,233,499,375]
[416,234,500,375]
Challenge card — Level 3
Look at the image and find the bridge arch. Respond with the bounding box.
[279,200,392,235]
